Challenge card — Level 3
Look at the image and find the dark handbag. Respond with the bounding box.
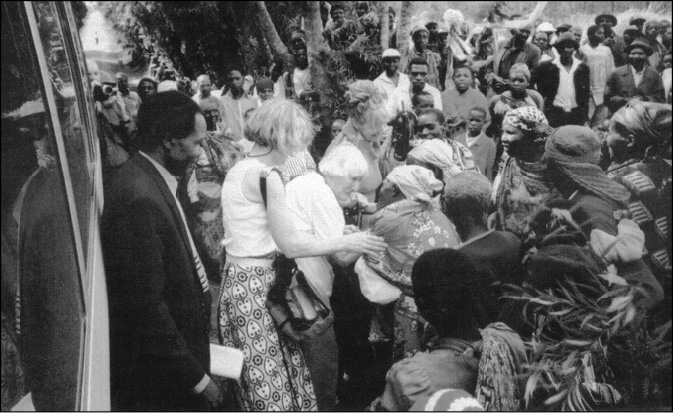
[260,172,332,333]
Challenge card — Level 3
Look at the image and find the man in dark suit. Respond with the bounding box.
[102,91,221,410]
[532,32,591,127]
[604,38,666,113]
[487,23,541,97]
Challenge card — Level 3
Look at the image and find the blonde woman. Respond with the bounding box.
[219,98,386,411]
[327,80,389,229]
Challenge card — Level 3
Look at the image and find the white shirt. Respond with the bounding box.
[631,65,645,88]
[579,43,614,105]
[387,83,443,115]
[552,56,582,110]
[285,172,345,304]
[293,66,311,98]
[374,71,411,108]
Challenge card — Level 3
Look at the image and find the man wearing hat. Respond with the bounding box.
[488,22,541,97]
[596,13,627,66]
[580,25,615,126]
[556,23,572,35]
[375,49,410,106]
[630,17,647,36]
[405,25,442,90]
[605,38,666,112]
[531,32,590,127]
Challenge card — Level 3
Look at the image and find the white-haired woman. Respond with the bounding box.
[284,142,373,411]
[219,98,386,411]
[326,80,388,228]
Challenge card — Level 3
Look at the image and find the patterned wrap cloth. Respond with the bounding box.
[365,172,461,359]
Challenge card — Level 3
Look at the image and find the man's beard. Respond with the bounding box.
[163,152,192,176]
[629,58,646,69]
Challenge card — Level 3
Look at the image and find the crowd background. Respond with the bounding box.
[89,1,672,411]
[2,1,671,412]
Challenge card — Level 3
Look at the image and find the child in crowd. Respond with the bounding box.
[455,107,496,180]
[255,78,275,105]
[330,118,345,141]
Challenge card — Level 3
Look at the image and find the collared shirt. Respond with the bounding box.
[388,83,443,115]
[631,65,645,88]
[374,71,411,106]
[552,56,582,110]
[293,66,311,98]
[137,151,211,393]
[579,43,615,105]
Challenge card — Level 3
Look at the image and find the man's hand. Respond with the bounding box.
[202,377,224,407]
[343,224,361,235]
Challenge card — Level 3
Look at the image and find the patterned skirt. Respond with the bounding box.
[217,257,317,411]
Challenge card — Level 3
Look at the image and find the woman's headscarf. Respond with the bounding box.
[407,139,466,185]
[509,63,531,81]
[611,101,672,152]
[502,106,547,131]
[545,125,631,206]
[502,106,553,145]
[386,165,444,202]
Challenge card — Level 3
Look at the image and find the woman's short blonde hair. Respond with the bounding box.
[318,142,368,178]
[345,80,388,126]
[245,98,318,154]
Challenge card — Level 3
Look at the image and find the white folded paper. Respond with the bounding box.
[210,344,245,380]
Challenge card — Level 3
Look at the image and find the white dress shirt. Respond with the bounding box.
[552,56,582,111]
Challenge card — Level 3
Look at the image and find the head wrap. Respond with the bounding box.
[410,389,484,411]
[508,63,531,81]
[157,80,178,92]
[410,25,429,37]
[386,165,444,201]
[611,101,672,150]
[545,125,631,206]
[502,106,548,131]
[408,139,465,184]
[255,77,274,92]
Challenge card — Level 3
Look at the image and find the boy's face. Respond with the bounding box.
[413,95,434,115]
[453,68,473,92]
[331,121,344,138]
[467,111,486,136]
[259,87,274,101]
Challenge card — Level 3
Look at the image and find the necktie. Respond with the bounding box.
[174,193,209,293]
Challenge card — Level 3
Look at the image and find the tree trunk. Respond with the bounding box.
[379,1,389,49]
[397,1,413,71]
[303,1,332,144]
[252,1,294,72]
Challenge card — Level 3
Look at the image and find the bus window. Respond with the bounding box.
[1,2,86,411]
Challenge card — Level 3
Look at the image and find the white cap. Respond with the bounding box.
[157,80,178,92]
[536,22,555,33]
[382,48,401,58]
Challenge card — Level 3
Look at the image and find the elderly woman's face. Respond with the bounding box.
[646,22,660,38]
[501,123,526,158]
[376,179,401,210]
[325,175,363,207]
[606,120,631,156]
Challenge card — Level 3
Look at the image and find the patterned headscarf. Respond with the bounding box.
[502,106,548,132]
[407,139,466,185]
[545,125,631,207]
[611,101,672,151]
[509,63,531,81]
[386,165,444,201]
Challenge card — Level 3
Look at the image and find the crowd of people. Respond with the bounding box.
[93,4,671,412]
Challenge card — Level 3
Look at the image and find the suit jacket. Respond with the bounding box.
[454,133,497,180]
[492,40,541,81]
[531,59,591,122]
[604,64,665,112]
[102,153,211,411]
